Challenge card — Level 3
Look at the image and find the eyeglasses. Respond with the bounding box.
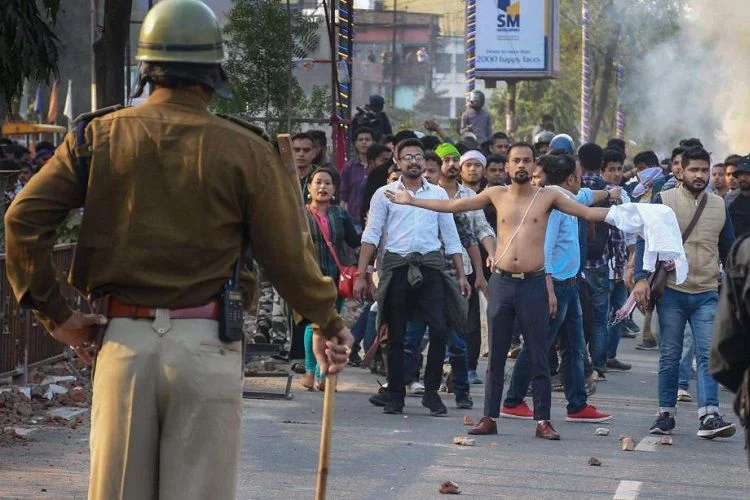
[400,154,425,163]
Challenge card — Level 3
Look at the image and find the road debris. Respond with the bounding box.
[439,481,461,494]
[620,436,635,451]
[660,436,673,445]
[463,416,474,426]
[587,457,602,466]
[595,427,610,436]
[452,437,476,446]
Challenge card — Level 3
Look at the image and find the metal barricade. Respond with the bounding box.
[0,244,82,378]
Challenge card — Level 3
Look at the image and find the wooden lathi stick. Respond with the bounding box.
[315,338,338,500]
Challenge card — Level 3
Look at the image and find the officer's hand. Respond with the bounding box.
[313,327,354,376]
[633,279,651,312]
[51,311,108,364]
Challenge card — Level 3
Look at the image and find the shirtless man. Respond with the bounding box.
[386,142,612,440]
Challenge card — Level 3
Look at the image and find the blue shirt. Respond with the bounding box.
[545,188,594,280]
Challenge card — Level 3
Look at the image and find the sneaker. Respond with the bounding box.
[593,369,606,381]
[677,389,693,402]
[455,392,474,409]
[635,340,658,351]
[500,401,533,420]
[621,330,638,339]
[383,398,404,415]
[649,412,676,435]
[566,404,613,423]
[408,381,425,396]
[422,392,448,416]
[697,413,736,439]
[606,359,632,371]
[468,371,484,385]
[623,318,640,333]
[507,345,522,359]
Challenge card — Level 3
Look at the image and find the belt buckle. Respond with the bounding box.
[511,272,525,279]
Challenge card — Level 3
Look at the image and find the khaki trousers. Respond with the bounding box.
[88,316,243,500]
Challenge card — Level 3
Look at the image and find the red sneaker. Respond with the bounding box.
[500,401,533,420]
[566,404,613,423]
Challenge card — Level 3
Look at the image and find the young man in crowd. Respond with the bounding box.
[460,90,493,143]
[488,132,511,157]
[355,139,470,416]
[500,154,615,423]
[600,148,635,368]
[578,143,623,379]
[711,163,728,198]
[485,155,508,187]
[421,152,442,185]
[436,146,497,385]
[662,147,685,192]
[633,146,737,439]
[460,153,485,193]
[725,155,743,207]
[386,142,614,439]
[726,158,750,237]
[341,127,374,228]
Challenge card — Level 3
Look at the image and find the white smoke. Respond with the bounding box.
[628,0,750,159]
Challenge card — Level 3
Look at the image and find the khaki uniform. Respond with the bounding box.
[4,88,342,499]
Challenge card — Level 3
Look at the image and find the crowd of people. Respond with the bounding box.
[255,107,749,443]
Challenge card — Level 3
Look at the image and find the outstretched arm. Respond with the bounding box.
[552,191,610,221]
[385,186,495,213]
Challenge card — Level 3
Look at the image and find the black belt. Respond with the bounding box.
[492,268,546,280]
[552,276,578,287]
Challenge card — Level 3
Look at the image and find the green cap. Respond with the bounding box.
[136,0,225,64]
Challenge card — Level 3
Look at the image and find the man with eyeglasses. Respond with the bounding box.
[354,138,471,416]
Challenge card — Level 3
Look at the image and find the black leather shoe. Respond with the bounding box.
[422,392,447,416]
[369,392,389,407]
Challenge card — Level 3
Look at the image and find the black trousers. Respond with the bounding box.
[484,273,552,420]
[383,267,450,401]
[577,279,595,378]
[466,272,482,371]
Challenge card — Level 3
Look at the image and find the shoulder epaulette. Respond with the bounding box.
[72,104,125,126]
[216,113,270,142]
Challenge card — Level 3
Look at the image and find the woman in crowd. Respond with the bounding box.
[302,168,361,390]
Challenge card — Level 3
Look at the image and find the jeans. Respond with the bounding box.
[350,302,375,361]
[678,331,694,391]
[504,280,587,414]
[484,274,551,420]
[584,266,610,369]
[405,322,470,396]
[607,279,628,359]
[383,267,449,401]
[656,288,719,415]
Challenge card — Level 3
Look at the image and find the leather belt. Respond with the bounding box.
[552,276,578,286]
[108,298,220,320]
[492,268,547,280]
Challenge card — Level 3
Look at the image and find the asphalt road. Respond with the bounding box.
[1,329,749,500]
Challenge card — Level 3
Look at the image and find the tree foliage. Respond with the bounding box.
[217,0,327,135]
[0,0,61,116]
[489,0,686,144]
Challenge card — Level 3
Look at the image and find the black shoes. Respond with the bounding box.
[422,392,447,416]
[383,398,404,414]
[455,392,473,409]
[697,413,736,439]
[369,392,389,407]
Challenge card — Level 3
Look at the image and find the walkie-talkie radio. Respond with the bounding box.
[218,258,245,343]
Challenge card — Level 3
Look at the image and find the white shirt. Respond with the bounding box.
[363,177,463,257]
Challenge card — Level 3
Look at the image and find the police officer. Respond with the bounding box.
[4,1,352,498]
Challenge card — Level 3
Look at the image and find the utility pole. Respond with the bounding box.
[390,0,397,107]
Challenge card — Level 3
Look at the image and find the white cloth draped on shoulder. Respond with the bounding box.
[605,203,688,284]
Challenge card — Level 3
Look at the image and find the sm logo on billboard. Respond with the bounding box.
[497,0,520,28]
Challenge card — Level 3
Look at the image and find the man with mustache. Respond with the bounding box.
[386,142,612,439]
[633,146,737,440]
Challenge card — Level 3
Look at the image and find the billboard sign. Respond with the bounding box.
[473,0,559,79]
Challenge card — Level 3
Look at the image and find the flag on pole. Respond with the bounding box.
[34,84,44,123]
[47,80,59,123]
[63,80,74,123]
[18,80,30,120]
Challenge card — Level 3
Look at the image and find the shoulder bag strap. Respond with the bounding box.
[681,192,708,243]
[307,207,345,273]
